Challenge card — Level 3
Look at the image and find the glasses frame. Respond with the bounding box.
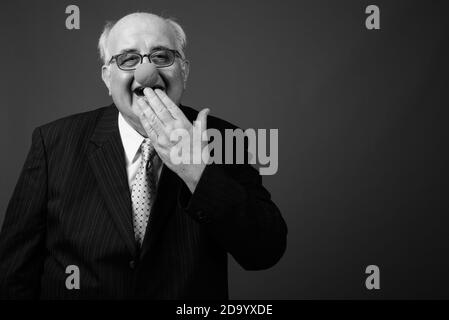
[108,49,182,71]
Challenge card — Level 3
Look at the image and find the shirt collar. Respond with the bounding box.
[118,112,145,165]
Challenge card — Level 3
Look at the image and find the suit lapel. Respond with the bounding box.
[87,105,137,257]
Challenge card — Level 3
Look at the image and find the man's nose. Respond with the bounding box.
[134,62,158,87]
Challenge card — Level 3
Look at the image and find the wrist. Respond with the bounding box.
[182,164,206,193]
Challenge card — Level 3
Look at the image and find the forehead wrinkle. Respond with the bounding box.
[107,17,177,57]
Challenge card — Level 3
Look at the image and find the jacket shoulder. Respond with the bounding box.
[34,105,114,153]
[38,106,110,134]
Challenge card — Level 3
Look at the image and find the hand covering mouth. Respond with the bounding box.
[133,85,165,97]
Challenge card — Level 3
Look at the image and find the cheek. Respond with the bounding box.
[163,64,186,86]
[164,68,185,93]
[174,67,186,84]
[110,72,133,93]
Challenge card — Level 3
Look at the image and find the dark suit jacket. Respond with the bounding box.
[0,104,287,299]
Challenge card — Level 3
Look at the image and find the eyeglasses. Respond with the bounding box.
[108,49,182,71]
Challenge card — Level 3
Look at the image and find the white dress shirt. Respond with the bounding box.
[118,112,162,192]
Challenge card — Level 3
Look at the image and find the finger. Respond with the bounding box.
[136,107,158,142]
[154,89,188,122]
[194,108,210,132]
[137,98,166,138]
[143,88,174,124]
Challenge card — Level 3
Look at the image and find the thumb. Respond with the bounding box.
[195,108,210,131]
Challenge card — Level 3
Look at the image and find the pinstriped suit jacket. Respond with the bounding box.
[0,104,287,299]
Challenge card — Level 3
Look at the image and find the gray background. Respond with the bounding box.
[1,0,448,299]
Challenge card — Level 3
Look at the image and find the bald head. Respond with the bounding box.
[98,12,187,64]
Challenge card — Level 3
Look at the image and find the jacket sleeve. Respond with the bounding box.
[178,160,287,271]
[0,128,47,299]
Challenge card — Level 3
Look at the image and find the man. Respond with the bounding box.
[0,12,287,299]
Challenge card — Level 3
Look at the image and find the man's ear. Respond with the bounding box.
[181,59,190,90]
[101,65,112,96]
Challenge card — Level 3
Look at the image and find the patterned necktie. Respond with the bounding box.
[131,138,157,246]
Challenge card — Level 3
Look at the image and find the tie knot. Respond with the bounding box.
[141,138,155,163]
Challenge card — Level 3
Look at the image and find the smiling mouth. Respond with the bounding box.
[133,85,165,97]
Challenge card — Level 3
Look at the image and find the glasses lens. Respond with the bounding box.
[117,53,141,70]
[151,50,175,67]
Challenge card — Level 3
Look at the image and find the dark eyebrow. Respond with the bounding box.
[150,46,173,52]
[117,46,174,55]
[117,48,140,54]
